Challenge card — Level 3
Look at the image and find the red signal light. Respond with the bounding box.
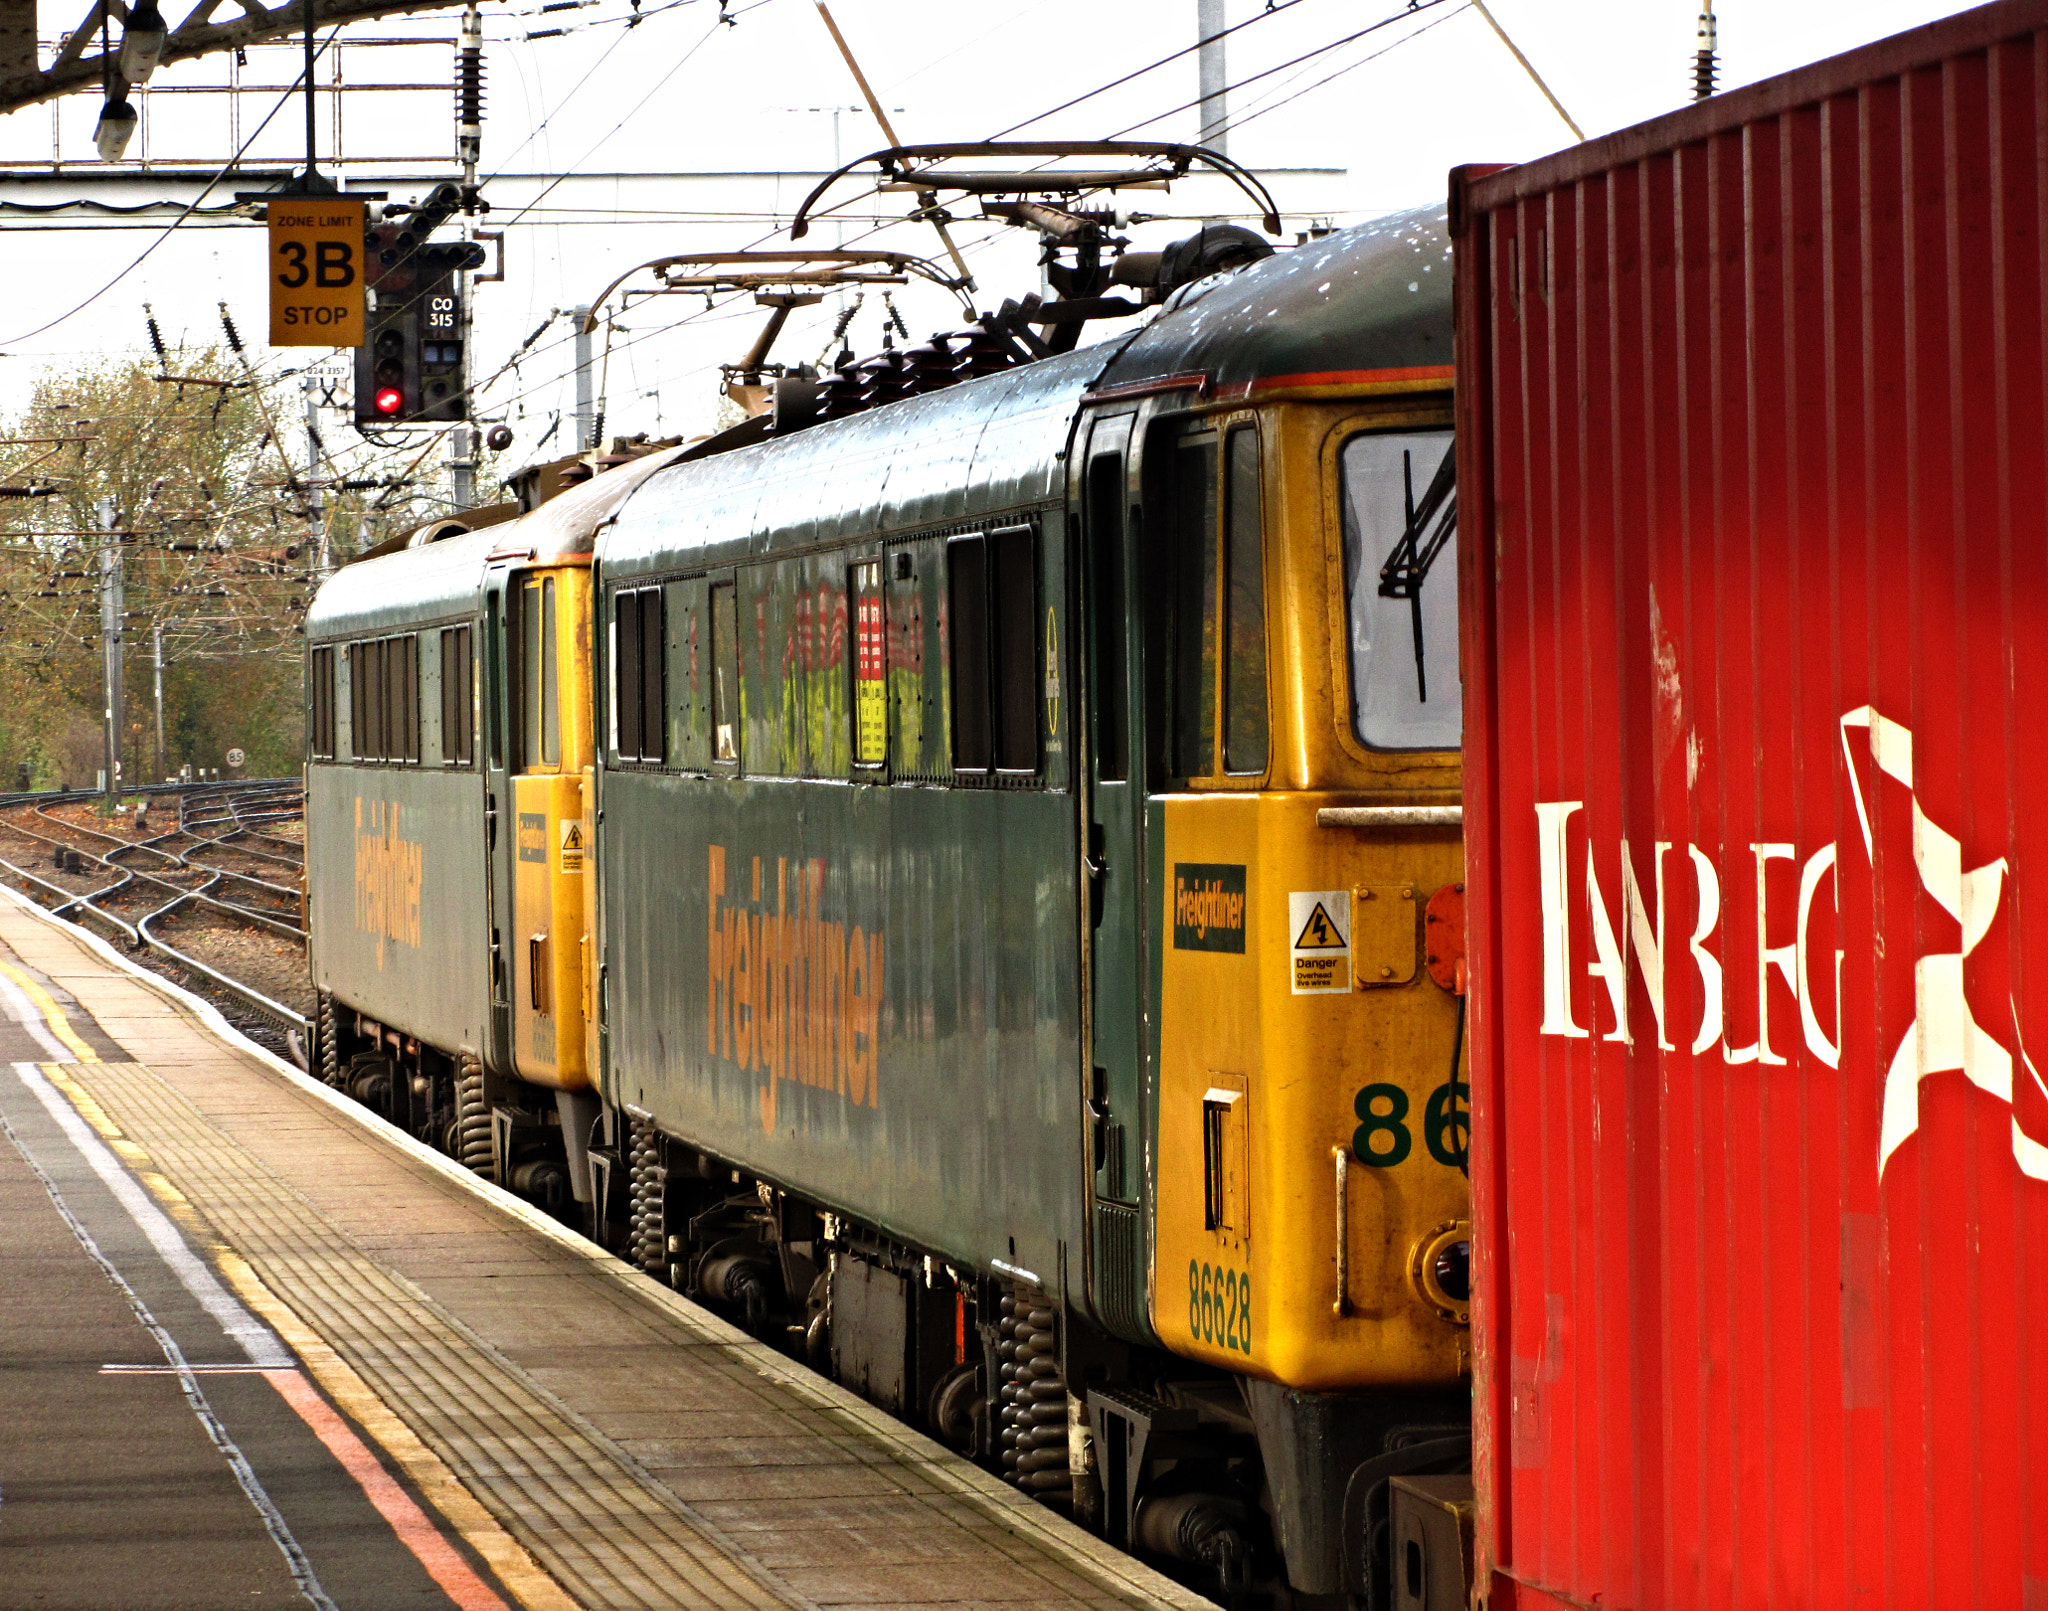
[374,387,404,416]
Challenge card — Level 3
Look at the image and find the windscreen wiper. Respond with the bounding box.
[1376,445,1457,701]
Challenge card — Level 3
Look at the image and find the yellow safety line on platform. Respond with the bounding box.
[0,958,99,1062]
[33,1061,581,1611]
[216,1250,583,1611]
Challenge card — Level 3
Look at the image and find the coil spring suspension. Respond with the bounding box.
[628,1116,667,1275]
[453,1056,492,1174]
[318,995,344,1088]
[997,1290,1068,1495]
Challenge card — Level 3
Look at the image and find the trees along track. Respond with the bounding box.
[0,779,312,1060]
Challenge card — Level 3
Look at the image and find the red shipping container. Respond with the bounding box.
[1455,4,2048,1606]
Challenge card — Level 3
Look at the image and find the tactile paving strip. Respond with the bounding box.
[57,1059,808,1611]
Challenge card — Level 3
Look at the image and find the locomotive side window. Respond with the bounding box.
[309,646,336,760]
[520,577,560,769]
[1339,431,1460,750]
[615,588,641,760]
[638,589,665,764]
[1086,454,1129,782]
[350,641,371,759]
[542,582,560,765]
[394,633,420,763]
[710,581,739,767]
[1163,435,1219,780]
[346,634,418,763]
[485,592,503,769]
[612,586,667,765]
[993,525,1040,774]
[947,535,993,773]
[945,524,1038,779]
[1142,419,1265,784]
[440,626,473,767]
[1222,425,1268,774]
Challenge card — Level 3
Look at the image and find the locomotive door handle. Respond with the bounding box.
[529,932,548,1013]
[1332,1146,1350,1317]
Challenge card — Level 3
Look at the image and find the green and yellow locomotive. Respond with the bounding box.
[306,204,1470,1605]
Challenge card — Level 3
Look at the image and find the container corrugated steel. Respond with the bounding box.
[1455,4,2048,1605]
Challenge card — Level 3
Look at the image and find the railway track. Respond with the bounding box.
[0,779,312,1061]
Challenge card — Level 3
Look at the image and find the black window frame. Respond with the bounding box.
[440,624,474,768]
[612,584,667,766]
[945,522,1041,782]
[346,633,420,765]
[309,645,337,760]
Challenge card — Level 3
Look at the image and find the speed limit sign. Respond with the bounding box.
[268,198,365,346]
[226,747,246,768]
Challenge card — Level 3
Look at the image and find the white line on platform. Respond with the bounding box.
[11,1060,293,1368]
[0,968,75,1062]
[0,1108,338,1611]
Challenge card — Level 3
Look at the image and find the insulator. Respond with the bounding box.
[858,349,912,408]
[460,48,484,126]
[143,304,168,366]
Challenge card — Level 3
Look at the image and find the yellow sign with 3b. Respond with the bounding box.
[268,198,365,347]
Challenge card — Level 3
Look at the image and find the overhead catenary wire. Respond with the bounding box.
[128,0,1457,484]
[987,0,1317,140]
[1108,0,1456,139]
[1223,3,1473,140]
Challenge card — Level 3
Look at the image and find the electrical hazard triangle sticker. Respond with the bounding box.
[1289,889,1351,996]
[562,823,585,851]
[1294,901,1346,949]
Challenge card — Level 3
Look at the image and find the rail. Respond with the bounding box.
[0,778,312,1041]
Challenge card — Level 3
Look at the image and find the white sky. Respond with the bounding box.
[0,0,1985,497]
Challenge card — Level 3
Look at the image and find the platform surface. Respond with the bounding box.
[0,889,1209,1611]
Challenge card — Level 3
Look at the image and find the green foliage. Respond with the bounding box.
[0,347,316,786]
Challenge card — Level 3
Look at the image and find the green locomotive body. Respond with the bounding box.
[306,207,1473,1605]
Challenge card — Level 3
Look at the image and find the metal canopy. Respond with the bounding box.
[0,0,465,118]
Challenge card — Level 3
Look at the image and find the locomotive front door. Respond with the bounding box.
[1080,410,1157,1341]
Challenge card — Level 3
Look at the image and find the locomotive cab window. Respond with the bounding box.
[1146,420,1267,785]
[612,586,666,765]
[1339,430,1459,750]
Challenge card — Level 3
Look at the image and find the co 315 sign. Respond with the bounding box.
[269,198,365,347]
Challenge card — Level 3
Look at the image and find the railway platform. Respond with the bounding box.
[0,885,1208,1611]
